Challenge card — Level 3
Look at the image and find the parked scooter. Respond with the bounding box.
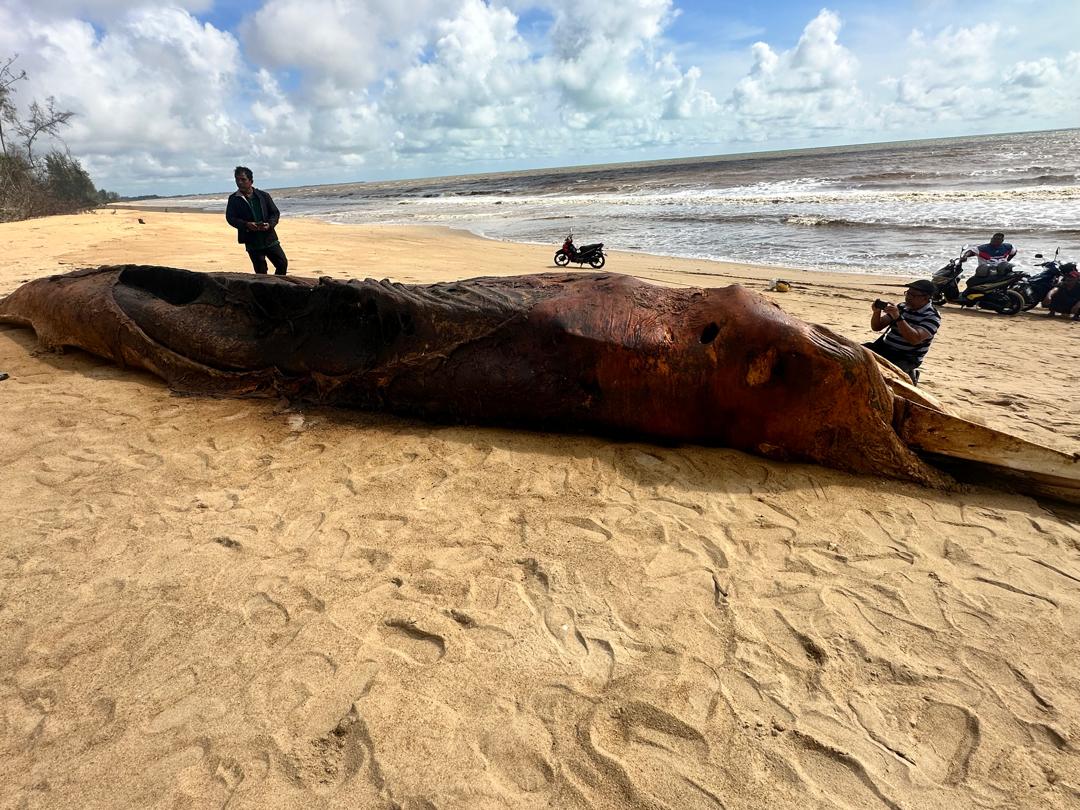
[929,251,1026,315]
[929,254,967,305]
[1017,249,1076,311]
[554,233,606,268]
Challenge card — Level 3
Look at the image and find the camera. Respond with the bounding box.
[872,298,890,310]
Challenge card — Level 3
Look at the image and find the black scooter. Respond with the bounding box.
[1018,249,1075,311]
[554,233,606,268]
[929,252,1026,315]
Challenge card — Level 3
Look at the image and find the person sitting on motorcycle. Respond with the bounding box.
[864,279,941,384]
[1045,271,1080,320]
[962,232,1017,286]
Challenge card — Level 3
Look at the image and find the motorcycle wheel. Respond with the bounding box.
[1018,284,1039,311]
[997,290,1024,316]
[589,255,606,269]
[554,251,570,267]
[932,291,946,305]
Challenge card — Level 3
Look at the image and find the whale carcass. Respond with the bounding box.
[1,265,1076,502]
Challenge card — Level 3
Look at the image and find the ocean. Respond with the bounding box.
[144,128,1080,277]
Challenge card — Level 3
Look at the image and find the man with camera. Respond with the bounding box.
[225,166,288,275]
[864,279,941,384]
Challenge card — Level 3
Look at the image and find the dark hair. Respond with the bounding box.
[234,166,253,181]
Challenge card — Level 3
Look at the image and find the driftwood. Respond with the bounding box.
[1,265,1077,502]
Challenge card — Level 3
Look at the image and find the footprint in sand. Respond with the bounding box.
[479,718,555,795]
[146,693,227,734]
[446,608,517,652]
[242,581,326,647]
[906,700,981,785]
[575,699,721,810]
[243,592,290,628]
[34,450,107,488]
[289,706,377,795]
[542,605,615,683]
[790,730,904,810]
[516,558,614,682]
[543,605,589,657]
[379,618,446,665]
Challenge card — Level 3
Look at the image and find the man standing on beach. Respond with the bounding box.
[226,166,288,275]
[963,232,1016,281]
[865,279,941,384]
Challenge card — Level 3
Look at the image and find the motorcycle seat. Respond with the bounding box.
[580,243,603,251]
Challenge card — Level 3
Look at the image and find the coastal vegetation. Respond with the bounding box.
[0,55,118,223]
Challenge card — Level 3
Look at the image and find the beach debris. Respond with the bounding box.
[0,372,8,382]
[1,266,1076,502]
[765,278,792,292]
[137,218,145,224]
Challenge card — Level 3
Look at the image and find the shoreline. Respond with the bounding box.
[16,207,923,287]
[103,201,928,282]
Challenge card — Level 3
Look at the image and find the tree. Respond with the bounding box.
[0,53,115,222]
[18,97,76,165]
[0,54,28,155]
[0,151,35,219]
[45,152,97,211]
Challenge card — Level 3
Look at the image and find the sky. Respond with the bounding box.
[1,0,1077,195]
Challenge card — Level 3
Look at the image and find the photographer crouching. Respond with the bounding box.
[864,279,941,385]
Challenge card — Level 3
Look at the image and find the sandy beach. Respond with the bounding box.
[1,208,1079,809]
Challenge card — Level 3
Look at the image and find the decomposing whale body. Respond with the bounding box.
[1,265,1077,502]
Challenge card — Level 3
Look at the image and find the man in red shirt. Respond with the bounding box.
[963,232,1016,283]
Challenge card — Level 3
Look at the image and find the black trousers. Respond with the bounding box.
[864,338,921,384]
[247,243,288,275]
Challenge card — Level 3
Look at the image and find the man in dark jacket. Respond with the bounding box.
[225,166,288,275]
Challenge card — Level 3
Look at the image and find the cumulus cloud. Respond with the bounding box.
[879,24,1003,118]
[233,0,713,169]
[662,64,718,120]
[999,52,1079,109]
[545,0,669,95]
[1003,58,1060,89]
[390,0,532,130]
[8,0,212,22]
[0,1,1076,194]
[240,0,459,90]
[366,0,714,160]
[0,5,249,190]
[726,10,866,138]
[880,23,1079,127]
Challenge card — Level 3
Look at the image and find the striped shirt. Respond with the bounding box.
[881,302,940,365]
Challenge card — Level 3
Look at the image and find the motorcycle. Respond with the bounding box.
[1017,249,1076,311]
[929,251,1026,315]
[554,233,606,269]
